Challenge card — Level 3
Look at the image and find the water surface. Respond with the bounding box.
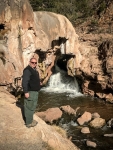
[37,91,113,150]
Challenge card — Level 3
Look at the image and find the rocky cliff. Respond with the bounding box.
[77,34,113,103]
[0,0,80,86]
[0,0,34,85]
[74,1,113,103]
[0,0,113,102]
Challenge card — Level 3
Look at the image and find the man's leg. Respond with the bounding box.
[24,91,38,125]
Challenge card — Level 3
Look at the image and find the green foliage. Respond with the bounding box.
[90,19,98,27]
[98,1,106,13]
[29,0,108,23]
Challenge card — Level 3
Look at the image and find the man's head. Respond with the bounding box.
[29,58,37,68]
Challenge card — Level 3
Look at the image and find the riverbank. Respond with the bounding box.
[0,87,79,150]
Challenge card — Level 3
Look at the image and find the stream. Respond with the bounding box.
[36,67,113,150]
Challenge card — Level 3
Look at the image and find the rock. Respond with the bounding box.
[78,36,113,102]
[36,107,62,123]
[107,118,113,128]
[0,87,16,104]
[81,127,90,134]
[60,105,80,115]
[104,134,113,137]
[77,111,92,125]
[86,140,97,148]
[106,93,113,103]
[89,118,106,128]
[92,112,100,119]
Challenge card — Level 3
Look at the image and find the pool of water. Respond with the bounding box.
[37,91,113,150]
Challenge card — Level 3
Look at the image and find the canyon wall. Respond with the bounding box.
[77,34,113,103]
[75,1,113,103]
[0,0,80,86]
[0,0,34,85]
[0,0,113,102]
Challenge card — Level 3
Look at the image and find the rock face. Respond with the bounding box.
[0,0,80,86]
[74,2,113,102]
[77,35,113,102]
[0,0,34,85]
[0,0,113,102]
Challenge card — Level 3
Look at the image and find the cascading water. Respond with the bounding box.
[41,65,82,96]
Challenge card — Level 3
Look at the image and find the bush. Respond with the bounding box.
[29,0,108,24]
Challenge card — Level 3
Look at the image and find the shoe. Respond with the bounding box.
[26,120,38,128]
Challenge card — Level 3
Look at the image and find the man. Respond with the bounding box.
[22,57,41,128]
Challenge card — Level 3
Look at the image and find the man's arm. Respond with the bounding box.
[22,69,31,98]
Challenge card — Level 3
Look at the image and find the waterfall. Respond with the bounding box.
[41,66,82,96]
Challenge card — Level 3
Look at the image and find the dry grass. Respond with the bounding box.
[42,141,55,150]
[52,125,67,138]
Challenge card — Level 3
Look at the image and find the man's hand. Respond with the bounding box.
[25,93,29,98]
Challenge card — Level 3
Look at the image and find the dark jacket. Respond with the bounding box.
[22,65,41,93]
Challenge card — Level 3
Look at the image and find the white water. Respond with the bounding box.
[41,66,82,97]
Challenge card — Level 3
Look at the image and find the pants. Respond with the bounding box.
[24,91,38,125]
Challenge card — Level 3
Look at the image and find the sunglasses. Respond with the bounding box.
[30,61,37,64]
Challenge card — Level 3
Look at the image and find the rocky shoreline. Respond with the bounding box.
[0,87,79,150]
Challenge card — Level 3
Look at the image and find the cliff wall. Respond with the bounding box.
[0,0,113,102]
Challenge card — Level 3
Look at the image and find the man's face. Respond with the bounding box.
[29,58,37,68]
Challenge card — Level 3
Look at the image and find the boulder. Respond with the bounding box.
[86,140,97,148]
[107,118,113,128]
[104,134,113,137]
[77,111,92,125]
[92,112,100,119]
[81,127,90,134]
[89,118,106,128]
[36,107,62,123]
[60,105,80,116]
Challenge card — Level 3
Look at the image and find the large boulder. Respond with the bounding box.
[36,107,62,123]
[89,118,106,128]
